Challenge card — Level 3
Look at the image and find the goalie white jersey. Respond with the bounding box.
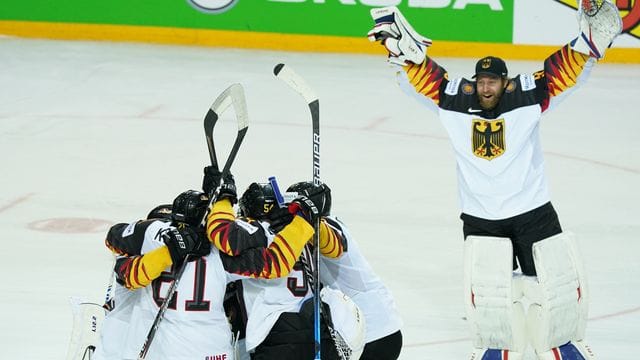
[398,45,595,220]
[319,217,403,343]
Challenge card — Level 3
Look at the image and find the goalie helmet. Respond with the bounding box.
[238,182,276,220]
[172,190,209,226]
[287,181,332,217]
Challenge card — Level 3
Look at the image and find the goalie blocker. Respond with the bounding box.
[464,233,593,360]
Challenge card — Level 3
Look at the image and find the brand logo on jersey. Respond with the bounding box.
[472,119,505,160]
[187,0,238,14]
[553,0,640,39]
[468,107,483,113]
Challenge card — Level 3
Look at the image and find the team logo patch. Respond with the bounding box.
[187,0,239,14]
[505,80,516,93]
[553,0,640,39]
[462,83,475,95]
[481,58,492,69]
[472,119,505,160]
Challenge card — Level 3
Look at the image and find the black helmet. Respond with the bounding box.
[147,204,173,221]
[286,181,332,217]
[172,190,209,226]
[238,182,277,220]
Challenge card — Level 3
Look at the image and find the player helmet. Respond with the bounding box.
[238,182,277,220]
[172,190,209,226]
[147,204,173,221]
[287,181,332,216]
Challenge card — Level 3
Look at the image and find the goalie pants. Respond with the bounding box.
[359,330,403,360]
[250,300,340,360]
[460,202,562,276]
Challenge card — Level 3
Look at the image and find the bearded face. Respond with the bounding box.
[476,75,508,110]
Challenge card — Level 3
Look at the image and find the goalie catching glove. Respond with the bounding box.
[368,6,432,66]
[570,0,622,59]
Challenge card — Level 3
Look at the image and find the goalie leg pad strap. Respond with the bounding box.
[464,236,526,353]
[525,233,589,354]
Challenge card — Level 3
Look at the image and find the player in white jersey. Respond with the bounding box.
[286,182,403,360]
[207,178,343,360]
[368,5,622,360]
[92,204,173,360]
[98,177,321,360]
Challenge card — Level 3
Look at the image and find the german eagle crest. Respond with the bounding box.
[472,119,505,160]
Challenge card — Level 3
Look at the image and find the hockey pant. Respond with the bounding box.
[250,299,340,360]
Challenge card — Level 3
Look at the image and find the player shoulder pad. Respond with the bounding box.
[519,73,537,92]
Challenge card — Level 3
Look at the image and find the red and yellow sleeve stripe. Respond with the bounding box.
[403,57,446,105]
[118,246,172,289]
[544,44,590,97]
[206,198,236,255]
[257,215,314,279]
[319,219,344,259]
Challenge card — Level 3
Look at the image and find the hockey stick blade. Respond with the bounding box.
[273,64,321,186]
[274,63,318,104]
[204,83,249,167]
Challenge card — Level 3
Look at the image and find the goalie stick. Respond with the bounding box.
[273,63,324,360]
[138,83,249,359]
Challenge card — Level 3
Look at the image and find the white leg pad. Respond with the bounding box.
[464,236,526,353]
[65,297,106,360]
[526,232,589,355]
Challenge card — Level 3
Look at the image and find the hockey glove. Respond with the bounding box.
[216,174,238,204]
[367,6,432,66]
[202,165,222,195]
[570,0,622,59]
[288,183,330,223]
[162,225,211,264]
[268,206,294,233]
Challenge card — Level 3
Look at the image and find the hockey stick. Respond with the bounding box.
[273,63,323,360]
[138,83,249,359]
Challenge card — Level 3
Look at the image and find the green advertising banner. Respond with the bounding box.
[1,0,513,43]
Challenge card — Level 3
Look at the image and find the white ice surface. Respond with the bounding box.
[0,37,638,359]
